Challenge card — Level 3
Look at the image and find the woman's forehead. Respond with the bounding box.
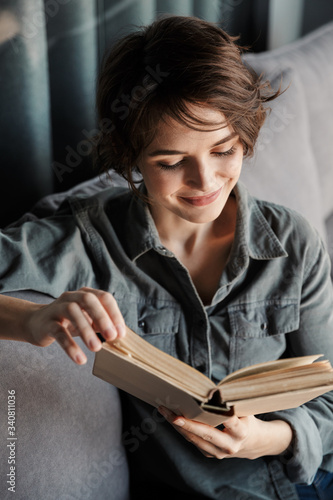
[146,114,235,154]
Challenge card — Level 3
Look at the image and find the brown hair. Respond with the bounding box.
[94,15,280,192]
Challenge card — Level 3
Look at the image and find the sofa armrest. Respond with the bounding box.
[0,290,130,500]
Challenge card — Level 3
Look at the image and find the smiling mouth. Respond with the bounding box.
[179,187,223,207]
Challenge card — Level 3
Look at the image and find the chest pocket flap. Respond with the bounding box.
[228,299,299,338]
[136,301,181,356]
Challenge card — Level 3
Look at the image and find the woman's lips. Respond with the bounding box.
[179,187,222,206]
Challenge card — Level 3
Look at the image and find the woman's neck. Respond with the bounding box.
[151,195,237,258]
[150,196,237,305]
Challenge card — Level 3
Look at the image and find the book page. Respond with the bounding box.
[228,385,333,416]
[220,369,333,401]
[105,326,215,396]
[99,344,209,400]
[223,360,331,385]
[219,354,323,385]
[93,347,333,427]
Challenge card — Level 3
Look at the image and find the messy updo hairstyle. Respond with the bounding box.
[94,15,280,193]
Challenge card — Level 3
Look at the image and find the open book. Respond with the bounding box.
[93,326,333,426]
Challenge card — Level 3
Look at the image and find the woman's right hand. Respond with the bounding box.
[24,287,126,365]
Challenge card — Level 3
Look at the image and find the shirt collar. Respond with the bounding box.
[125,184,167,261]
[234,182,288,260]
[124,181,288,262]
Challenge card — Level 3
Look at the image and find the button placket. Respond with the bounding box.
[190,314,210,376]
[138,320,146,331]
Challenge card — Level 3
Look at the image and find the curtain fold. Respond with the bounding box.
[193,0,221,22]
[101,0,155,50]
[0,0,332,226]
[156,0,193,16]
[0,0,52,226]
[47,0,99,191]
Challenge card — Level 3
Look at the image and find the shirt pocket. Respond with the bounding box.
[136,301,181,358]
[227,299,300,373]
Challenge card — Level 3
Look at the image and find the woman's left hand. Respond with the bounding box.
[158,406,293,459]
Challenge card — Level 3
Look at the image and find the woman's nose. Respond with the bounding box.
[184,160,213,190]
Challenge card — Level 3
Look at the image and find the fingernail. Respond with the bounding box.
[103,325,117,341]
[75,353,87,365]
[173,418,185,427]
[116,324,126,338]
[88,338,102,351]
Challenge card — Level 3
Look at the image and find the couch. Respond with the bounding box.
[0,21,333,500]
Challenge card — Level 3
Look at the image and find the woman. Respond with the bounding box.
[1,16,333,500]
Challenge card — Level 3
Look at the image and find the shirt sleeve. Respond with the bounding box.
[261,234,333,484]
[0,212,98,297]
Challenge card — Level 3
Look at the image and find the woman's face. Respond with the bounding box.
[138,105,244,226]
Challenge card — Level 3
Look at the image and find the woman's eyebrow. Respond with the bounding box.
[148,132,238,157]
[148,148,185,157]
[211,132,238,147]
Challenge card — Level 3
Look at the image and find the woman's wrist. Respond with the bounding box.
[21,301,46,345]
[0,295,44,343]
[260,419,293,456]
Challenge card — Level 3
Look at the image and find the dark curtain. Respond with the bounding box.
[0,0,332,226]
[0,0,52,225]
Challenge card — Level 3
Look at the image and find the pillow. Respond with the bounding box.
[240,66,326,240]
[243,21,333,219]
[325,213,333,280]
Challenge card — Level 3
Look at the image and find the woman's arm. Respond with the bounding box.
[0,287,126,364]
[259,237,333,483]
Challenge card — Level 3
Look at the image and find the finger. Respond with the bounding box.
[158,406,238,458]
[158,407,218,451]
[57,289,120,341]
[79,288,126,339]
[52,324,88,365]
[57,300,103,352]
[173,424,230,459]
[81,309,93,325]
[221,416,247,439]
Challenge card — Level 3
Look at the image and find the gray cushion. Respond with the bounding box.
[244,21,333,219]
[240,67,326,240]
[325,213,333,281]
[0,291,130,500]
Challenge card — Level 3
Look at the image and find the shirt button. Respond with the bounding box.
[138,320,146,330]
[260,322,268,330]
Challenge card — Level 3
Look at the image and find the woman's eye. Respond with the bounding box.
[157,146,236,170]
[158,160,183,171]
[212,146,236,157]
